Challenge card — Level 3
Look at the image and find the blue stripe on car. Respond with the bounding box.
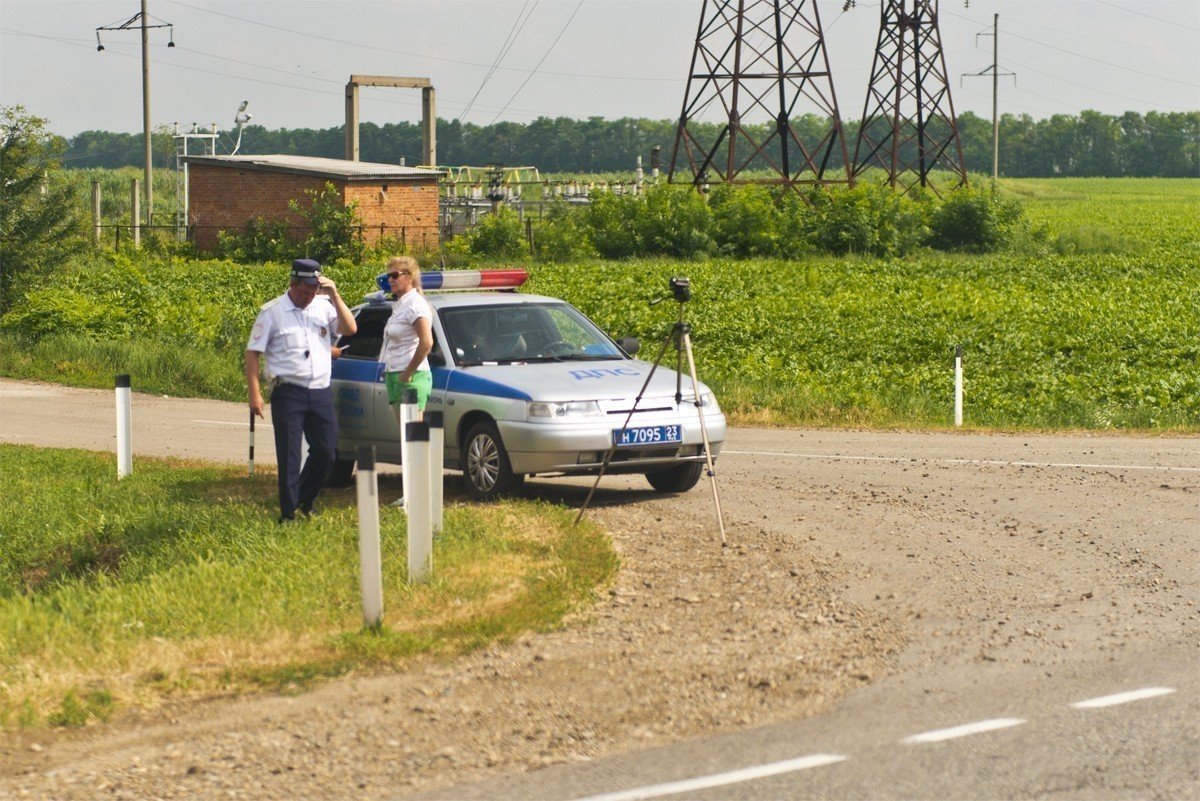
[446,370,532,400]
[332,358,385,383]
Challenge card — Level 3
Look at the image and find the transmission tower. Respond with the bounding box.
[851,0,967,195]
[668,0,851,192]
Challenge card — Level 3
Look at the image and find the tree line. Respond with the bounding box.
[60,110,1199,178]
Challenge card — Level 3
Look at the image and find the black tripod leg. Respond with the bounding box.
[680,331,727,546]
[573,329,675,526]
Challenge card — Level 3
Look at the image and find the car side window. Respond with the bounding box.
[337,307,390,359]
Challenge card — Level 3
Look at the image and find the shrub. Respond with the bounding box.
[803,183,929,257]
[0,106,86,313]
[927,184,1024,252]
[583,191,641,259]
[445,207,527,260]
[531,203,596,262]
[707,184,778,257]
[214,217,294,264]
[293,182,365,264]
[638,183,713,258]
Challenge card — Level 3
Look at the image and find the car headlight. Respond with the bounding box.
[683,392,719,412]
[527,400,605,420]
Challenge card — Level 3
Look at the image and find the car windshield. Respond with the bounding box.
[441,302,623,365]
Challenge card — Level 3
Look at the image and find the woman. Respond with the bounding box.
[380,256,434,422]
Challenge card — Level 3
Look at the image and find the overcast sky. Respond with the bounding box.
[2,0,1197,145]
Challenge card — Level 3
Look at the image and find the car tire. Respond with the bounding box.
[325,456,356,488]
[645,461,704,493]
[462,421,524,501]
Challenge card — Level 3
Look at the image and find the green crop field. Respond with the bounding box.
[2,177,1197,430]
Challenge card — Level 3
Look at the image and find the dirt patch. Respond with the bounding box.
[0,498,899,800]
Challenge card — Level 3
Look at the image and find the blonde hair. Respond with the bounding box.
[387,256,422,294]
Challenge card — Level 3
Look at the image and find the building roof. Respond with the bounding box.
[182,154,441,181]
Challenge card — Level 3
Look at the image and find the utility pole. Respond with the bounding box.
[963,14,1014,181]
[96,1,175,225]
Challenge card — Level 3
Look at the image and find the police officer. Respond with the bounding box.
[245,259,358,522]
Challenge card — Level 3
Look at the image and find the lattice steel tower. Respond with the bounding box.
[852,0,967,194]
[669,0,851,191]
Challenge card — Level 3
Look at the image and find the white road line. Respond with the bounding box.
[1071,687,1177,709]
[902,718,1026,745]
[722,450,1200,473]
[567,754,847,801]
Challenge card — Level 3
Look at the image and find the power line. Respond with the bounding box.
[489,1,584,124]
[459,1,538,122]
[163,0,676,83]
[1001,28,1199,88]
[1095,0,1200,32]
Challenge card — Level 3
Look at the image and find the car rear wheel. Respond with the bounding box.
[645,461,704,493]
[326,456,356,488]
[463,421,524,501]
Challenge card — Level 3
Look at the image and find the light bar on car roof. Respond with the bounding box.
[374,268,529,294]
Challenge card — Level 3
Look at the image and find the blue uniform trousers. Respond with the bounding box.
[270,383,338,519]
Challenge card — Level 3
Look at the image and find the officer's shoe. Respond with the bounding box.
[278,514,297,525]
[388,495,405,507]
[298,500,316,518]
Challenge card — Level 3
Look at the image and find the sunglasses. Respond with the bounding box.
[387,270,412,279]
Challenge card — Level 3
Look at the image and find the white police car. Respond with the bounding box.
[328,269,725,501]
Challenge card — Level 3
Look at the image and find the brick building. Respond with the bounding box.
[184,155,441,253]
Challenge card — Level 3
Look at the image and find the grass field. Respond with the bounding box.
[0,445,617,729]
[1,177,1196,430]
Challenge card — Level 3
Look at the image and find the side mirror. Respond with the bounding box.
[616,337,640,356]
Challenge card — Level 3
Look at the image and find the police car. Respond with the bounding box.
[328,269,725,500]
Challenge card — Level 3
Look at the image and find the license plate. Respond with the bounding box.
[613,424,682,447]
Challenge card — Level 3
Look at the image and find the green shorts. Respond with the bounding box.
[385,369,433,410]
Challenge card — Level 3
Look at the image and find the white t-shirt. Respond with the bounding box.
[246,292,340,389]
[381,290,433,373]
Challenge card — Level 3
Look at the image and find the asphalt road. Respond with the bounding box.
[2,378,1197,800]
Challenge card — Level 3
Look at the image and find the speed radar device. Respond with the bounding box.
[575,276,727,546]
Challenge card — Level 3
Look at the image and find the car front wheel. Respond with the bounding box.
[462,421,524,501]
[645,461,704,493]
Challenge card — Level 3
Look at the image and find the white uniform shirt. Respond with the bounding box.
[246,292,341,389]
[380,290,433,373]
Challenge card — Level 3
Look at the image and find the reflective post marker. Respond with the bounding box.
[954,345,964,428]
[115,374,132,478]
[405,421,433,584]
[399,388,419,512]
[356,445,383,627]
[248,410,256,476]
[427,411,444,536]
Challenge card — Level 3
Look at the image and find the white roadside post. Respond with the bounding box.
[248,410,256,476]
[427,410,444,536]
[398,387,419,510]
[355,445,384,627]
[115,374,133,479]
[405,421,433,583]
[954,345,964,428]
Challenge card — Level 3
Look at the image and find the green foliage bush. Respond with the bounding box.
[214,182,364,266]
[446,207,527,259]
[927,184,1025,252]
[530,202,597,261]
[0,106,86,313]
[295,183,364,264]
[802,183,930,257]
[707,184,780,257]
[215,217,294,264]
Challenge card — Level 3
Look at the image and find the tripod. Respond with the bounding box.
[574,279,727,546]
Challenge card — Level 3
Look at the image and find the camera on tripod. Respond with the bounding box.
[669,276,691,303]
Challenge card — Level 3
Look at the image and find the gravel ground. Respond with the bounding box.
[1,389,1196,801]
[1,492,898,801]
